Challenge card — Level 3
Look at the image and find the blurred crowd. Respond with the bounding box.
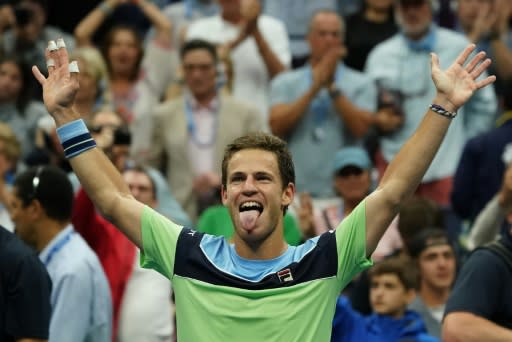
[1,0,512,341]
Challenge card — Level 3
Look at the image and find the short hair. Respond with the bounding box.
[124,164,157,200]
[307,9,345,35]
[221,132,295,212]
[0,122,21,163]
[180,39,218,64]
[14,165,74,222]
[407,228,454,259]
[101,25,144,82]
[368,256,418,290]
[398,196,444,245]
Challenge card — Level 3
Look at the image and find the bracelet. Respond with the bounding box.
[56,119,97,159]
[429,104,457,119]
[328,83,342,99]
[98,2,113,15]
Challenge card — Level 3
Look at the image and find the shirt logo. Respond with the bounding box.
[277,268,294,283]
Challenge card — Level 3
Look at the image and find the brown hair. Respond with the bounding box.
[101,26,144,82]
[0,122,21,163]
[368,256,418,290]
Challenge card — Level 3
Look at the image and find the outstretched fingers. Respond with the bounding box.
[464,51,486,74]
[32,65,46,85]
[475,74,497,89]
[454,44,477,66]
[470,58,492,79]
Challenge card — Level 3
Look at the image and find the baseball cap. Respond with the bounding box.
[407,228,453,258]
[332,147,372,174]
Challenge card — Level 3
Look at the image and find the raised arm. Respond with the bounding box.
[364,45,496,256]
[32,40,144,248]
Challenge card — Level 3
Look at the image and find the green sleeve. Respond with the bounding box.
[335,200,373,290]
[140,205,183,279]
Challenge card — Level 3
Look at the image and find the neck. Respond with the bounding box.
[36,219,70,253]
[192,90,216,106]
[365,6,390,23]
[222,9,242,24]
[234,224,288,260]
[419,283,450,307]
[405,27,430,41]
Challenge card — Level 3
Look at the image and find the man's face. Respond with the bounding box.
[396,0,433,39]
[457,0,493,32]
[307,12,343,62]
[334,167,371,203]
[221,149,294,244]
[370,273,414,318]
[183,49,217,99]
[123,170,157,208]
[418,244,456,291]
[0,61,23,103]
[10,187,38,248]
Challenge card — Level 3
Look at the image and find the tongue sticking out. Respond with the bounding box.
[240,210,260,231]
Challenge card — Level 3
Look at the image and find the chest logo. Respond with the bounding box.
[277,268,294,283]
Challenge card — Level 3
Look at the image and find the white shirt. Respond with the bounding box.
[186,15,291,117]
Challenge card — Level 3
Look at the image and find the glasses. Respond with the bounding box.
[30,166,44,200]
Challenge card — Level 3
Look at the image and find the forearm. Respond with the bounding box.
[138,0,172,43]
[269,87,319,137]
[467,195,505,250]
[253,28,286,78]
[443,312,512,342]
[332,94,374,138]
[74,0,117,46]
[490,39,512,80]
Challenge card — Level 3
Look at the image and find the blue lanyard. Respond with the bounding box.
[184,97,219,148]
[42,230,74,267]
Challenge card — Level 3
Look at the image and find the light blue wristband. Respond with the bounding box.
[56,119,97,159]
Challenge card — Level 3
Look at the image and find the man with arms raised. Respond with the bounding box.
[32,39,494,341]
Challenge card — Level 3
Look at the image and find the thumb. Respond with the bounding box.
[430,52,440,71]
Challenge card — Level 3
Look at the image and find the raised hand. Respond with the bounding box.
[32,39,80,125]
[430,44,495,113]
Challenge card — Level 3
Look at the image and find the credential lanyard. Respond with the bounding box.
[42,230,74,267]
[184,96,219,148]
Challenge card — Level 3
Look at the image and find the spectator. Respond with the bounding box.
[0,225,52,342]
[11,166,112,341]
[332,257,439,342]
[407,228,456,338]
[33,37,495,341]
[0,0,75,82]
[270,10,401,198]
[0,56,48,159]
[0,123,21,231]
[74,1,176,161]
[365,0,497,206]
[149,39,267,221]
[344,0,398,71]
[186,0,291,115]
[261,0,338,68]
[443,173,512,341]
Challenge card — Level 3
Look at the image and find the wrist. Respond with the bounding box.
[51,108,81,127]
[432,95,458,113]
[328,82,342,99]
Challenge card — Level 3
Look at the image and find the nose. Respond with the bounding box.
[241,176,257,195]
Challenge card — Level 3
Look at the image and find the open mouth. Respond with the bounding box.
[238,201,263,231]
[239,201,263,213]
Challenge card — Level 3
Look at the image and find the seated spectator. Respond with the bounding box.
[186,0,291,115]
[443,173,512,341]
[0,56,48,159]
[74,1,177,161]
[261,0,338,68]
[0,123,21,232]
[0,225,52,342]
[11,166,112,341]
[270,10,401,199]
[365,0,497,206]
[295,146,402,260]
[332,256,439,342]
[451,83,512,224]
[149,39,267,221]
[0,0,75,83]
[344,0,398,71]
[407,228,456,339]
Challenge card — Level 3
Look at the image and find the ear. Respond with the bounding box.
[221,184,228,205]
[281,182,295,208]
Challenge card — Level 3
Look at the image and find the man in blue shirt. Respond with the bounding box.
[10,165,112,342]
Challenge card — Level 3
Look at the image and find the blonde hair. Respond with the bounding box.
[0,122,21,162]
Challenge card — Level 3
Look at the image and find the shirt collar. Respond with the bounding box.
[39,224,74,262]
[403,24,437,52]
[188,94,219,112]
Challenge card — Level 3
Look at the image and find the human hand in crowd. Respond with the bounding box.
[498,163,512,213]
[240,0,261,35]
[293,192,316,240]
[0,5,14,32]
[193,172,221,197]
[493,0,511,36]
[430,44,495,113]
[312,47,346,92]
[468,1,498,43]
[374,108,404,134]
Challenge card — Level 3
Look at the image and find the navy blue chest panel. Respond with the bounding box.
[173,228,339,290]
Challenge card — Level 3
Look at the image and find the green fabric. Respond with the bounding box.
[196,205,302,246]
[140,201,372,341]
